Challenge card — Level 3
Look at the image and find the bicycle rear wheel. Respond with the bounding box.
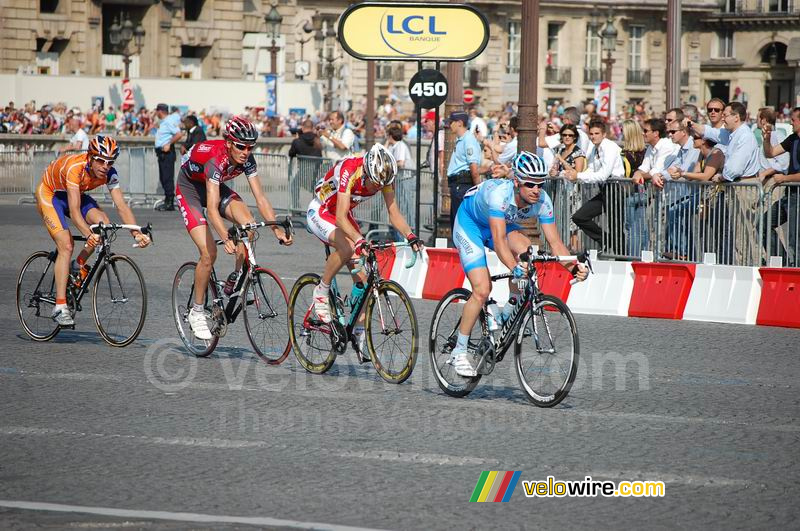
[172,261,219,357]
[287,273,336,374]
[514,294,579,407]
[365,280,418,384]
[93,255,147,347]
[16,251,60,341]
[243,267,290,365]
[429,288,484,398]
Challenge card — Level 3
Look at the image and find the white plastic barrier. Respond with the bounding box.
[682,265,762,325]
[567,259,635,316]
[389,247,428,299]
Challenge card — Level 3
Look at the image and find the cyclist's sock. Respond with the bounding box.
[354,325,365,336]
[54,300,66,312]
[456,332,469,351]
[192,303,204,313]
[318,280,330,292]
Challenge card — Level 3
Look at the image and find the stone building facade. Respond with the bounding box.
[1,0,798,112]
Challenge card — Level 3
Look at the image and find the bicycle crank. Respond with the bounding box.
[474,337,497,376]
[210,305,228,338]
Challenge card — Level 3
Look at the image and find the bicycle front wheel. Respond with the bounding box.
[287,273,336,374]
[16,251,60,341]
[243,267,290,365]
[514,294,579,407]
[429,288,484,398]
[365,280,418,384]
[93,255,147,347]
[172,261,219,357]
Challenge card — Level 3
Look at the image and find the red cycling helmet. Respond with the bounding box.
[224,116,258,144]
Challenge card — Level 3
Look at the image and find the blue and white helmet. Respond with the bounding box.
[512,151,547,182]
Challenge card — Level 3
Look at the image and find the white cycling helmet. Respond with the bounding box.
[512,151,548,182]
[363,143,398,187]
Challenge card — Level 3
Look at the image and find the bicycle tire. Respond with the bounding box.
[364,280,418,384]
[172,261,220,357]
[288,273,336,374]
[514,294,579,407]
[16,251,60,342]
[243,267,290,365]
[92,255,147,347]
[429,288,485,398]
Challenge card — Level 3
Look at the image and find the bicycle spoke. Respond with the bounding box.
[93,256,146,347]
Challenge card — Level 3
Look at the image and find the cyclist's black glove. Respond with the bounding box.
[406,233,423,253]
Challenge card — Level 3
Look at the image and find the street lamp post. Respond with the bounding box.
[600,8,617,84]
[314,17,337,111]
[108,12,145,80]
[265,4,283,76]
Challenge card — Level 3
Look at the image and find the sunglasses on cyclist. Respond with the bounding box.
[231,141,255,151]
[521,181,544,189]
[92,156,115,167]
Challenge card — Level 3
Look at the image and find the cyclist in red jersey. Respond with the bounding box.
[306,144,423,358]
[176,116,292,340]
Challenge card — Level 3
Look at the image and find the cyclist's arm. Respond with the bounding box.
[66,184,93,239]
[205,182,230,243]
[335,190,363,244]
[108,187,142,236]
[246,174,277,223]
[382,187,413,237]
[489,217,517,272]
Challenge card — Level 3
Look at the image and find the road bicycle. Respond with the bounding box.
[288,241,420,384]
[172,217,293,362]
[429,248,590,407]
[16,222,153,347]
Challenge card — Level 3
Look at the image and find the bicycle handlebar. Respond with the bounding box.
[222,216,294,246]
[491,249,592,285]
[349,240,425,274]
[78,222,154,248]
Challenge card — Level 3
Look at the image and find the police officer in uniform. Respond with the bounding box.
[445,111,482,231]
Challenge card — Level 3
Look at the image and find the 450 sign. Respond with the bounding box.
[407,69,448,108]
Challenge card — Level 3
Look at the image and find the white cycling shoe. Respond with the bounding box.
[451,348,477,377]
[188,308,212,340]
[51,307,74,327]
[312,284,332,324]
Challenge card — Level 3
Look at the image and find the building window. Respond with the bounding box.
[185,0,206,22]
[629,26,644,71]
[716,30,734,58]
[768,0,789,12]
[316,19,337,78]
[547,23,560,67]
[40,0,59,13]
[180,45,207,79]
[584,24,601,83]
[507,21,520,74]
[722,0,736,12]
[243,33,285,78]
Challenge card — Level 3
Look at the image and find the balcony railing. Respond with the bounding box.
[545,67,571,85]
[681,69,689,86]
[627,69,651,85]
[583,67,603,84]
[717,0,795,14]
[376,64,405,82]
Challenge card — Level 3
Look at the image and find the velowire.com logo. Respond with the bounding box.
[469,471,521,503]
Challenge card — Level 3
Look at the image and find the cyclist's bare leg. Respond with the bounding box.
[52,229,74,302]
[80,207,110,264]
[459,266,492,336]
[506,230,531,298]
[321,228,354,285]
[189,224,217,306]
[223,199,255,273]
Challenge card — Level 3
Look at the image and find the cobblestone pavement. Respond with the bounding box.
[1,205,798,530]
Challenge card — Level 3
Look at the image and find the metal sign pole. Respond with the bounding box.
[415,60,423,237]
[432,60,441,241]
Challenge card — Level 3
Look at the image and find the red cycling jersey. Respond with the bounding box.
[179,139,258,185]
[313,156,391,214]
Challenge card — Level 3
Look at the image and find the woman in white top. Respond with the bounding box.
[383,120,413,168]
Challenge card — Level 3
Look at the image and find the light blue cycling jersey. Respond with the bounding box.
[454,179,555,272]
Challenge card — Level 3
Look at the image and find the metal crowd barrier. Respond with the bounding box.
[764,182,800,267]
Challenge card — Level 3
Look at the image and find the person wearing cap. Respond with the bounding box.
[154,103,184,211]
[445,111,482,232]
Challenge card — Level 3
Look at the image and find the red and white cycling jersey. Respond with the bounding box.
[179,139,258,185]
[313,156,391,213]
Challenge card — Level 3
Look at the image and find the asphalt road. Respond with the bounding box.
[1,204,798,530]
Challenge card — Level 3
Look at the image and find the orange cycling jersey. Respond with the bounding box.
[39,152,120,195]
[313,156,391,213]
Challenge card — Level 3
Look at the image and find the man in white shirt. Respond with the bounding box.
[565,119,624,252]
[320,110,355,161]
[58,116,89,153]
[468,108,488,139]
[632,118,679,187]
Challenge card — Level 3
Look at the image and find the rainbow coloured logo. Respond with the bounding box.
[470,471,521,502]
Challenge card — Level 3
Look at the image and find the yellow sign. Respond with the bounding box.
[338,2,489,62]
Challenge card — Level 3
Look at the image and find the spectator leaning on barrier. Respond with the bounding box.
[705,98,726,129]
[762,107,800,266]
[154,103,184,212]
[183,114,207,155]
[59,116,89,154]
[384,120,413,169]
[445,111,482,232]
[633,118,679,187]
[549,123,586,252]
[567,119,625,253]
[756,107,790,181]
[540,106,592,159]
[320,110,354,161]
[664,107,684,130]
[660,122,701,260]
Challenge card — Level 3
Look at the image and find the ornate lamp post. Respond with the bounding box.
[265,3,283,75]
[314,15,338,111]
[600,8,617,83]
[108,13,145,80]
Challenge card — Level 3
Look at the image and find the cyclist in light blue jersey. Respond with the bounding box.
[450,151,588,377]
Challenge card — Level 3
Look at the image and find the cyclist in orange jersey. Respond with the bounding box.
[36,135,151,326]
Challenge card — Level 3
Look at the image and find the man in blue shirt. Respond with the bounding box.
[154,103,184,211]
[660,122,700,260]
[445,111,482,233]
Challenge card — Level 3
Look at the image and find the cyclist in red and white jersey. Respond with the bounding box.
[176,116,292,340]
[307,144,423,354]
